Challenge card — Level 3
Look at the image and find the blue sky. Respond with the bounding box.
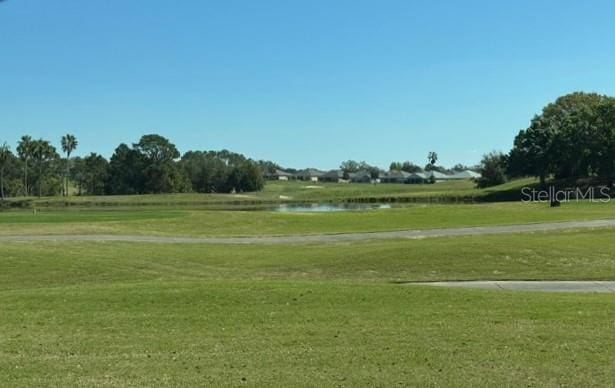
[2,0,615,169]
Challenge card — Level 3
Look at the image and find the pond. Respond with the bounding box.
[271,203,393,213]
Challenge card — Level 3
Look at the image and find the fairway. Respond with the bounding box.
[3,222,615,386]
[415,280,615,292]
[3,198,615,385]
[3,198,615,237]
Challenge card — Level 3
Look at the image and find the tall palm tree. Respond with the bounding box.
[61,134,78,196]
[16,135,34,196]
[427,151,438,166]
[32,139,56,198]
[0,142,11,200]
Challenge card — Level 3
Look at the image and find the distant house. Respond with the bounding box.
[381,170,411,184]
[425,170,453,181]
[450,170,481,180]
[348,171,375,183]
[297,169,325,182]
[264,169,295,181]
[321,169,346,183]
[382,170,429,184]
[407,172,427,183]
[266,167,480,184]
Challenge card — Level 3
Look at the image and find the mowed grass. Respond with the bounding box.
[3,229,615,386]
[2,200,615,237]
[4,228,615,286]
[4,282,615,387]
[0,210,186,224]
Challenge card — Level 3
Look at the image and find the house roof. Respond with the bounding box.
[349,170,372,179]
[408,172,427,179]
[384,170,411,179]
[266,169,294,177]
[451,170,481,179]
[297,168,325,177]
[425,170,451,179]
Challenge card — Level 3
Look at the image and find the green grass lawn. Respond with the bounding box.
[3,229,615,386]
[2,200,615,237]
[3,195,615,386]
[4,281,614,387]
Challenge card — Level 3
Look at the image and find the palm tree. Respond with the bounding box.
[61,134,78,196]
[32,139,56,198]
[17,135,34,196]
[0,142,11,200]
[427,151,438,166]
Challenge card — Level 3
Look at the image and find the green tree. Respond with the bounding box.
[340,160,361,174]
[594,97,615,184]
[32,139,58,198]
[401,161,421,173]
[61,134,78,196]
[134,134,185,193]
[234,161,265,192]
[508,92,606,185]
[180,150,263,193]
[16,135,34,196]
[70,156,85,195]
[452,163,470,172]
[476,152,508,188]
[134,134,180,164]
[108,143,145,194]
[0,143,11,200]
[389,162,402,171]
[258,160,281,175]
[81,153,109,195]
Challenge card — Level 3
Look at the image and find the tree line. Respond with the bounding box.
[475,92,615,188]
[0,134,264,199]
[6,92,606,198]
[478,92,615,187]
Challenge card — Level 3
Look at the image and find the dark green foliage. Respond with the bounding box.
[0,149,23,198]
[258,160,281,175]
[476,152,507,188]
[0,143,14,199]
[73,153,109,195]
[179,150,264,193]
[389,161,422,173]
[31,139,60,197]
[427,151,438,165]
[340,160,362,173]
[60,134,78,196]
[134,134,189,194]
[108,143,145,194]
[508,92,615,185]
[389,161,402,171]
[16,135,34,196]
[2,134,265,198]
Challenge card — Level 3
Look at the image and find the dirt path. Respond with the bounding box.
[1,218,615,244]
[408,280,615,293]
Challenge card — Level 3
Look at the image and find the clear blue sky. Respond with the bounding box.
[2,0,615,170]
